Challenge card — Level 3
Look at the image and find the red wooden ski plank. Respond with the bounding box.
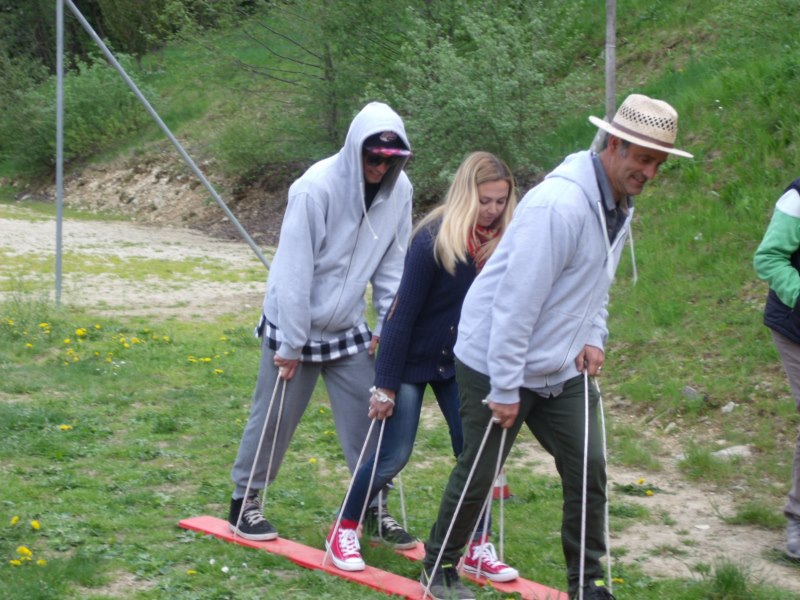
[180,516,424,599]
[393,542,568,599]
[180,516,566,599]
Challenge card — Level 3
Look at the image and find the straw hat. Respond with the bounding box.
[589,94,693,158]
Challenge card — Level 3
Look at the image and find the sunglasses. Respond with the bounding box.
[364,153,402,168]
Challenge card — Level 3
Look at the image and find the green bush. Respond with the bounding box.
[0,54,153,175]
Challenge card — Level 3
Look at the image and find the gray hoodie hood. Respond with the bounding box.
[263,102,413,359]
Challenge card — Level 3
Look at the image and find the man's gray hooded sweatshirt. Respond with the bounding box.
[454,150,631,405]
[263,102,413,361]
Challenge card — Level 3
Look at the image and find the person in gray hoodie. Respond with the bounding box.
[227,102,414,547]
[420,94,692,600]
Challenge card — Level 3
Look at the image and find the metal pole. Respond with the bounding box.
[55,0,64,307]
[63,0,271,270]
[605,0,617,121]
[590,0,617,152]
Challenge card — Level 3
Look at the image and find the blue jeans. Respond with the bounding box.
[341,378,463,522]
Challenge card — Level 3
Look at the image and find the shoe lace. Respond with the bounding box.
[242,498,266,526]
[378,513,404,533]
[470,541,503,567]
[336,528,360,557]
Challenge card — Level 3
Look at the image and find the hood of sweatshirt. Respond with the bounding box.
[308,102,412,236]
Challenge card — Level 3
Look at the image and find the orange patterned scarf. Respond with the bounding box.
[467,224,501,272]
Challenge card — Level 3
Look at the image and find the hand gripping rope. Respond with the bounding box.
[578,371,612,600]
[233,373,288,539]
[423,413,507,599]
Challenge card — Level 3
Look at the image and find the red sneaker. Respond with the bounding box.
[326,521,365,572]
[462,539,518,582]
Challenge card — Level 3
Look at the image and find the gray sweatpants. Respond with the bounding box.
[231,336,385,508]
[772,330,800,520]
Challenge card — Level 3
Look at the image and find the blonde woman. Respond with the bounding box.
[326,151,519,582]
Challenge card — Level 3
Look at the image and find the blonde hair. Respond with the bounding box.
[415,151,517,275]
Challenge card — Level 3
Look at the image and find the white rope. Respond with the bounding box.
[398,472,408,532]
[596,377,613,593]
[233,375,286,538]
[578,370,590,600]
[358,419,387,531]
[461,428,507,577]
[322,417,378,567]
[423,417,496,599]
[259,374,288,500]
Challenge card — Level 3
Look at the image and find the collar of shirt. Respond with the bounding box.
[591,151,630,212]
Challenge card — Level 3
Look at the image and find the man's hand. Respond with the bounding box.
[575,344,604,376]
[367,387,395,420]
[487,400,519,429]
[273,354,299,380]
[368,335,380,356]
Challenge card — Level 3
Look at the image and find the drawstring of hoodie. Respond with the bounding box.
[360,168,407,254]
[596,201,637,285]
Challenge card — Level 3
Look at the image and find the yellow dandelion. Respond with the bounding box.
[5,318,14,325]
[645,490,654,497]
[187,356,197,363]
[612,577,624,584]
[187,569,197,575]
[162,335,171,342]
[94,351,100,357]
[201,357,212,363]
[219,336,228,342]
[10,515,19,525]
[9,559,21,567]
[59,424,73,431]
[25,343,33,349]
[17,546,32,557]
[214,369,224,375]
[30,520,40,530]
[131,337,141,344]
[94,324,102,330]
[37,559,47,566]
[637,478,645,485]
[308,458,317,464]
[63,338,71,345]
[75,328,87,338]
[38,322,49,329]
[123,343,130,349]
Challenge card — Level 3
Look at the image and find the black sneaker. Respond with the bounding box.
[420,563,475,600]
[228,495,278,541]
[574,579,616,600]
[364,506,417,550]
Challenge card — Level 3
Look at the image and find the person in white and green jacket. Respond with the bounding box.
[754,178,800,560]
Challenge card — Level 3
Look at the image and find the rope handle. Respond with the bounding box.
[369,386,395,405]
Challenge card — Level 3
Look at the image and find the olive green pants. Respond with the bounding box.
[423,360,607,598]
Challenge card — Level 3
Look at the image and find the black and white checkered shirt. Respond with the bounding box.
[255,315,372,363]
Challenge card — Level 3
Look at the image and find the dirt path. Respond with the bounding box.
[0,206,266,320]
[3,203,800,595]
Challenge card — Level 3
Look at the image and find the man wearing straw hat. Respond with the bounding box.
[420,94,692,600]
